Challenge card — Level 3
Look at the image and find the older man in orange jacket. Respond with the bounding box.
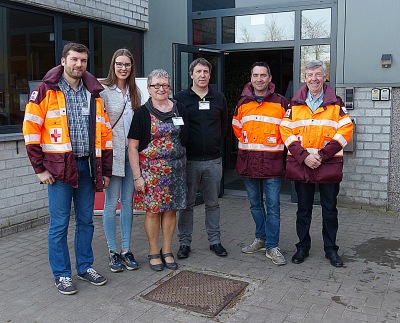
[280,60,353,267]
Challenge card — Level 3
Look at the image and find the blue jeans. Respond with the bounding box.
[102,152,134,252]
[47,159,95,278]
[178,158,222,245]
[243,177,281,250]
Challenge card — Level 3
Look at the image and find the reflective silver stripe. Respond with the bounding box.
[238,142,284,151]
[46,110,61,118]
[333,133,347,147]
[232,118,242,128]
[338,116,352,128]
[24,134,41,143]
[241,115,282,125]
[282,118,338,129]
[97,115,111,128]
[287,147,343,157]
[41,143,72,152]
[24,113,44,125]
[284,135,298,147]
[306,148,319,154]
[95,148,102,157]
[280,120,292,127]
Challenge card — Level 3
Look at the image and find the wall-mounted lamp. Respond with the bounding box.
[381,54,392,68]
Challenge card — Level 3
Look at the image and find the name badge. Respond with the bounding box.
[199,101,210,110]
[172,117,184,126]
[82,107,90,116]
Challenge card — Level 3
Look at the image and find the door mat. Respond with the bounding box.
[142,270,248,316]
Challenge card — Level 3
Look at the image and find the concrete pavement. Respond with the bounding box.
[1,192,400,322]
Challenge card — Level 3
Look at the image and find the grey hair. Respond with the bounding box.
[147,69,170,86]
[304,60,327,75]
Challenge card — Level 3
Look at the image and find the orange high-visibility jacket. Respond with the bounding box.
[232,82,288,178]
[279,84,353,183]
[23,65,113,191]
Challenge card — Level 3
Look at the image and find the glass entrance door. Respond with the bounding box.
[172,43,224,94]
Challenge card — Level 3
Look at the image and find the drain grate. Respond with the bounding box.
[142,270,248,316]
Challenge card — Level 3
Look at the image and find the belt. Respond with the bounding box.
[75,155,89,160]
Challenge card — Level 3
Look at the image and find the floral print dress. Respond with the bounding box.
[134,113,186,213]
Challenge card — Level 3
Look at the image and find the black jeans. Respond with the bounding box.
[294,182,340,254]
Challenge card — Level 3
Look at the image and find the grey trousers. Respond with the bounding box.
[178,158,222,246]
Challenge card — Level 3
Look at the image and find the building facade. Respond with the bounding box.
[145,0,399,211]
[0,0,399,236]
[0,0,148,236]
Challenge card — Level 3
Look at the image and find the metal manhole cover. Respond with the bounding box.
[142,270,248,316]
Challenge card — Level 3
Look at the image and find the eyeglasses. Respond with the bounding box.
[115,62,132,69]
[149,84,170,90]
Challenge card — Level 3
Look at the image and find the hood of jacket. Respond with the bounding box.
[236,81,276,108]
[42,65,104,96]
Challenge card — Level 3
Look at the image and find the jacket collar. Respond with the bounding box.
[42,65,104,96]
[237,81,276,107]
[291,83,337,107]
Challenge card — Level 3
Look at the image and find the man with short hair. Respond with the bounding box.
[280,60,353,267]
[23,42,113,294]
[174,58,228,258]
[232,62,288,266]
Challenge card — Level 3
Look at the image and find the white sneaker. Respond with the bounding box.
[266,247,287,266]
[241,238,266,254]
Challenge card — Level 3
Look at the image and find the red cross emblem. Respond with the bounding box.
[50,128,62,143]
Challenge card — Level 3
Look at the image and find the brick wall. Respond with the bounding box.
[11,0,149,30]
[0,139,49,237]
[336,87,391,209]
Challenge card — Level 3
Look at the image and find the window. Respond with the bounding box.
[193,18,217,45]
[300,45,331,81]
[301,8,331,40]
[93,25,143,78]
[0,4,143,134]
[192,0,235,12]
[62,16,89,48]
[222,12,295,44]
[0,8,55,132]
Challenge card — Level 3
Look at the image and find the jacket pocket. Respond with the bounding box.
[235,150,251,176]
[285,156,308,182]
[43,153,66,183]
[315,157,343,183]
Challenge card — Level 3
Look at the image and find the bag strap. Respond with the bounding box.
[111,99,128,129]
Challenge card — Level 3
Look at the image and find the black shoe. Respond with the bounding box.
[148,254,164,271]
[210,243,228,257]
[177,245,191,259]
[325,252,343,267]
[291,249,309,264]
[160,249,178,270]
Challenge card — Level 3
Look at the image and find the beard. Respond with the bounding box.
[65,66,85,80]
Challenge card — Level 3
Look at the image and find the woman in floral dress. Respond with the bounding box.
[128,69,188,271]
